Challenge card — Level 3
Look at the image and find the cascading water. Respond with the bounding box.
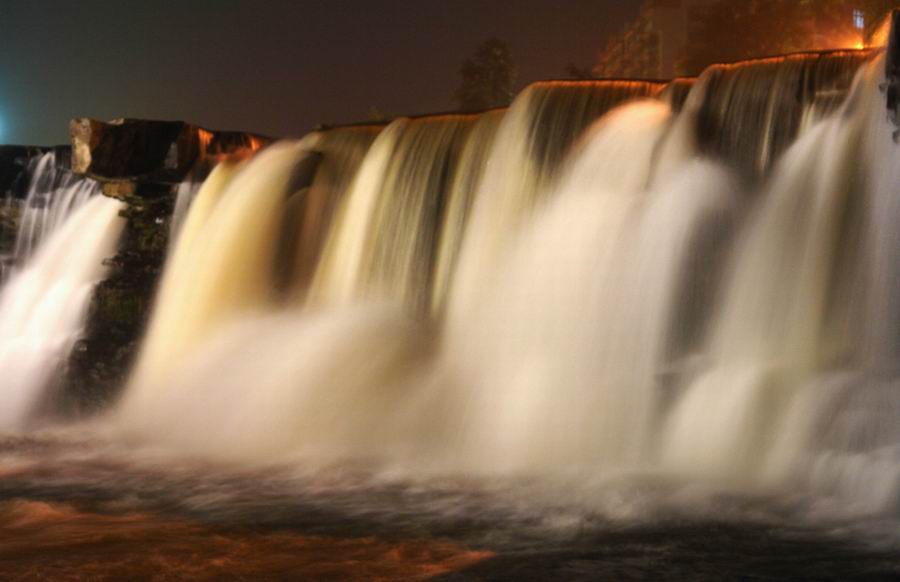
[443,101,741,471]
[284,125,382,298]
[123,139,322,402]
[690,49,875,178]
[118,46,900,530]
[308,121,410,309]
[661,59,892,496]
[13,152,102,261]
[0,148,121,429]
[763,58,900,516]
[430,109,505,315]
[311,115,477,313]
[0,30,890,568]
[5,6,900,575]
[1,151,101,282]
[0,195,124,430]
[168,179,202,247]
[447,80,664,321]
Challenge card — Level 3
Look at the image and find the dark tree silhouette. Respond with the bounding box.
[455,39,517,110]
[565,63,596,80]
[682,0,900,76]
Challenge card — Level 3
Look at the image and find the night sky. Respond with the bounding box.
[1,0,639,146]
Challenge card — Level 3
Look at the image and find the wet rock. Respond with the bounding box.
[62,180,176,414]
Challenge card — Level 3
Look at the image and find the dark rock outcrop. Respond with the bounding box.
[70,118,271,183]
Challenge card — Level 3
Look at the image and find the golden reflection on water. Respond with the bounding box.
[0,500,492,580]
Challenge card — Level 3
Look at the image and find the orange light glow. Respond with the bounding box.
[197,128,214,156]
[823,32,868,51]
[871,16,892,48]
[248,136,265,151]
[0,500,495,580]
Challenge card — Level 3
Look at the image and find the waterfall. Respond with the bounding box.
[311,115,477,313]
[168,179,202,247]
[430,109,505,315]
[767,57,900,516]
[285,125,382,298]
[124,139,321,399]
[0,195,124,430]
[13,152,102,261]
[689,50,874,177]
[661,58,897,506]
[1,151,101,281]
[309,121,409,309]
[447,80,663,322]
[101,44,900,521]
[443,100,739,470]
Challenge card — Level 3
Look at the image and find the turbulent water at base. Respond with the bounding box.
[3,43,900,578]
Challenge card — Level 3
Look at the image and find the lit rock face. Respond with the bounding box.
[69,118,270,182]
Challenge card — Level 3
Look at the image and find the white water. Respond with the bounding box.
[123,139,321,409]
[14,153,101,260]
[0,195,124,430]
[447,81,661,322]
[2,152,101,280]
[95,51,899,531]
[120,305,427,459]
[443,101,740,471]
[431,109,506,315]
[310,121,409,308]
[168,179,202,248]
[662,60,900,510]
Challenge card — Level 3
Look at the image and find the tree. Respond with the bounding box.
[681,0,900,76]
[367,106,392,122]
[565,63,596,80]
[454,39,517,110]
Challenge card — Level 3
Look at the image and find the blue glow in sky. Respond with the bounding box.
[3,1,638,145]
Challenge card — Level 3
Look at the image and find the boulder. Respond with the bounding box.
[69,118,272,182]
